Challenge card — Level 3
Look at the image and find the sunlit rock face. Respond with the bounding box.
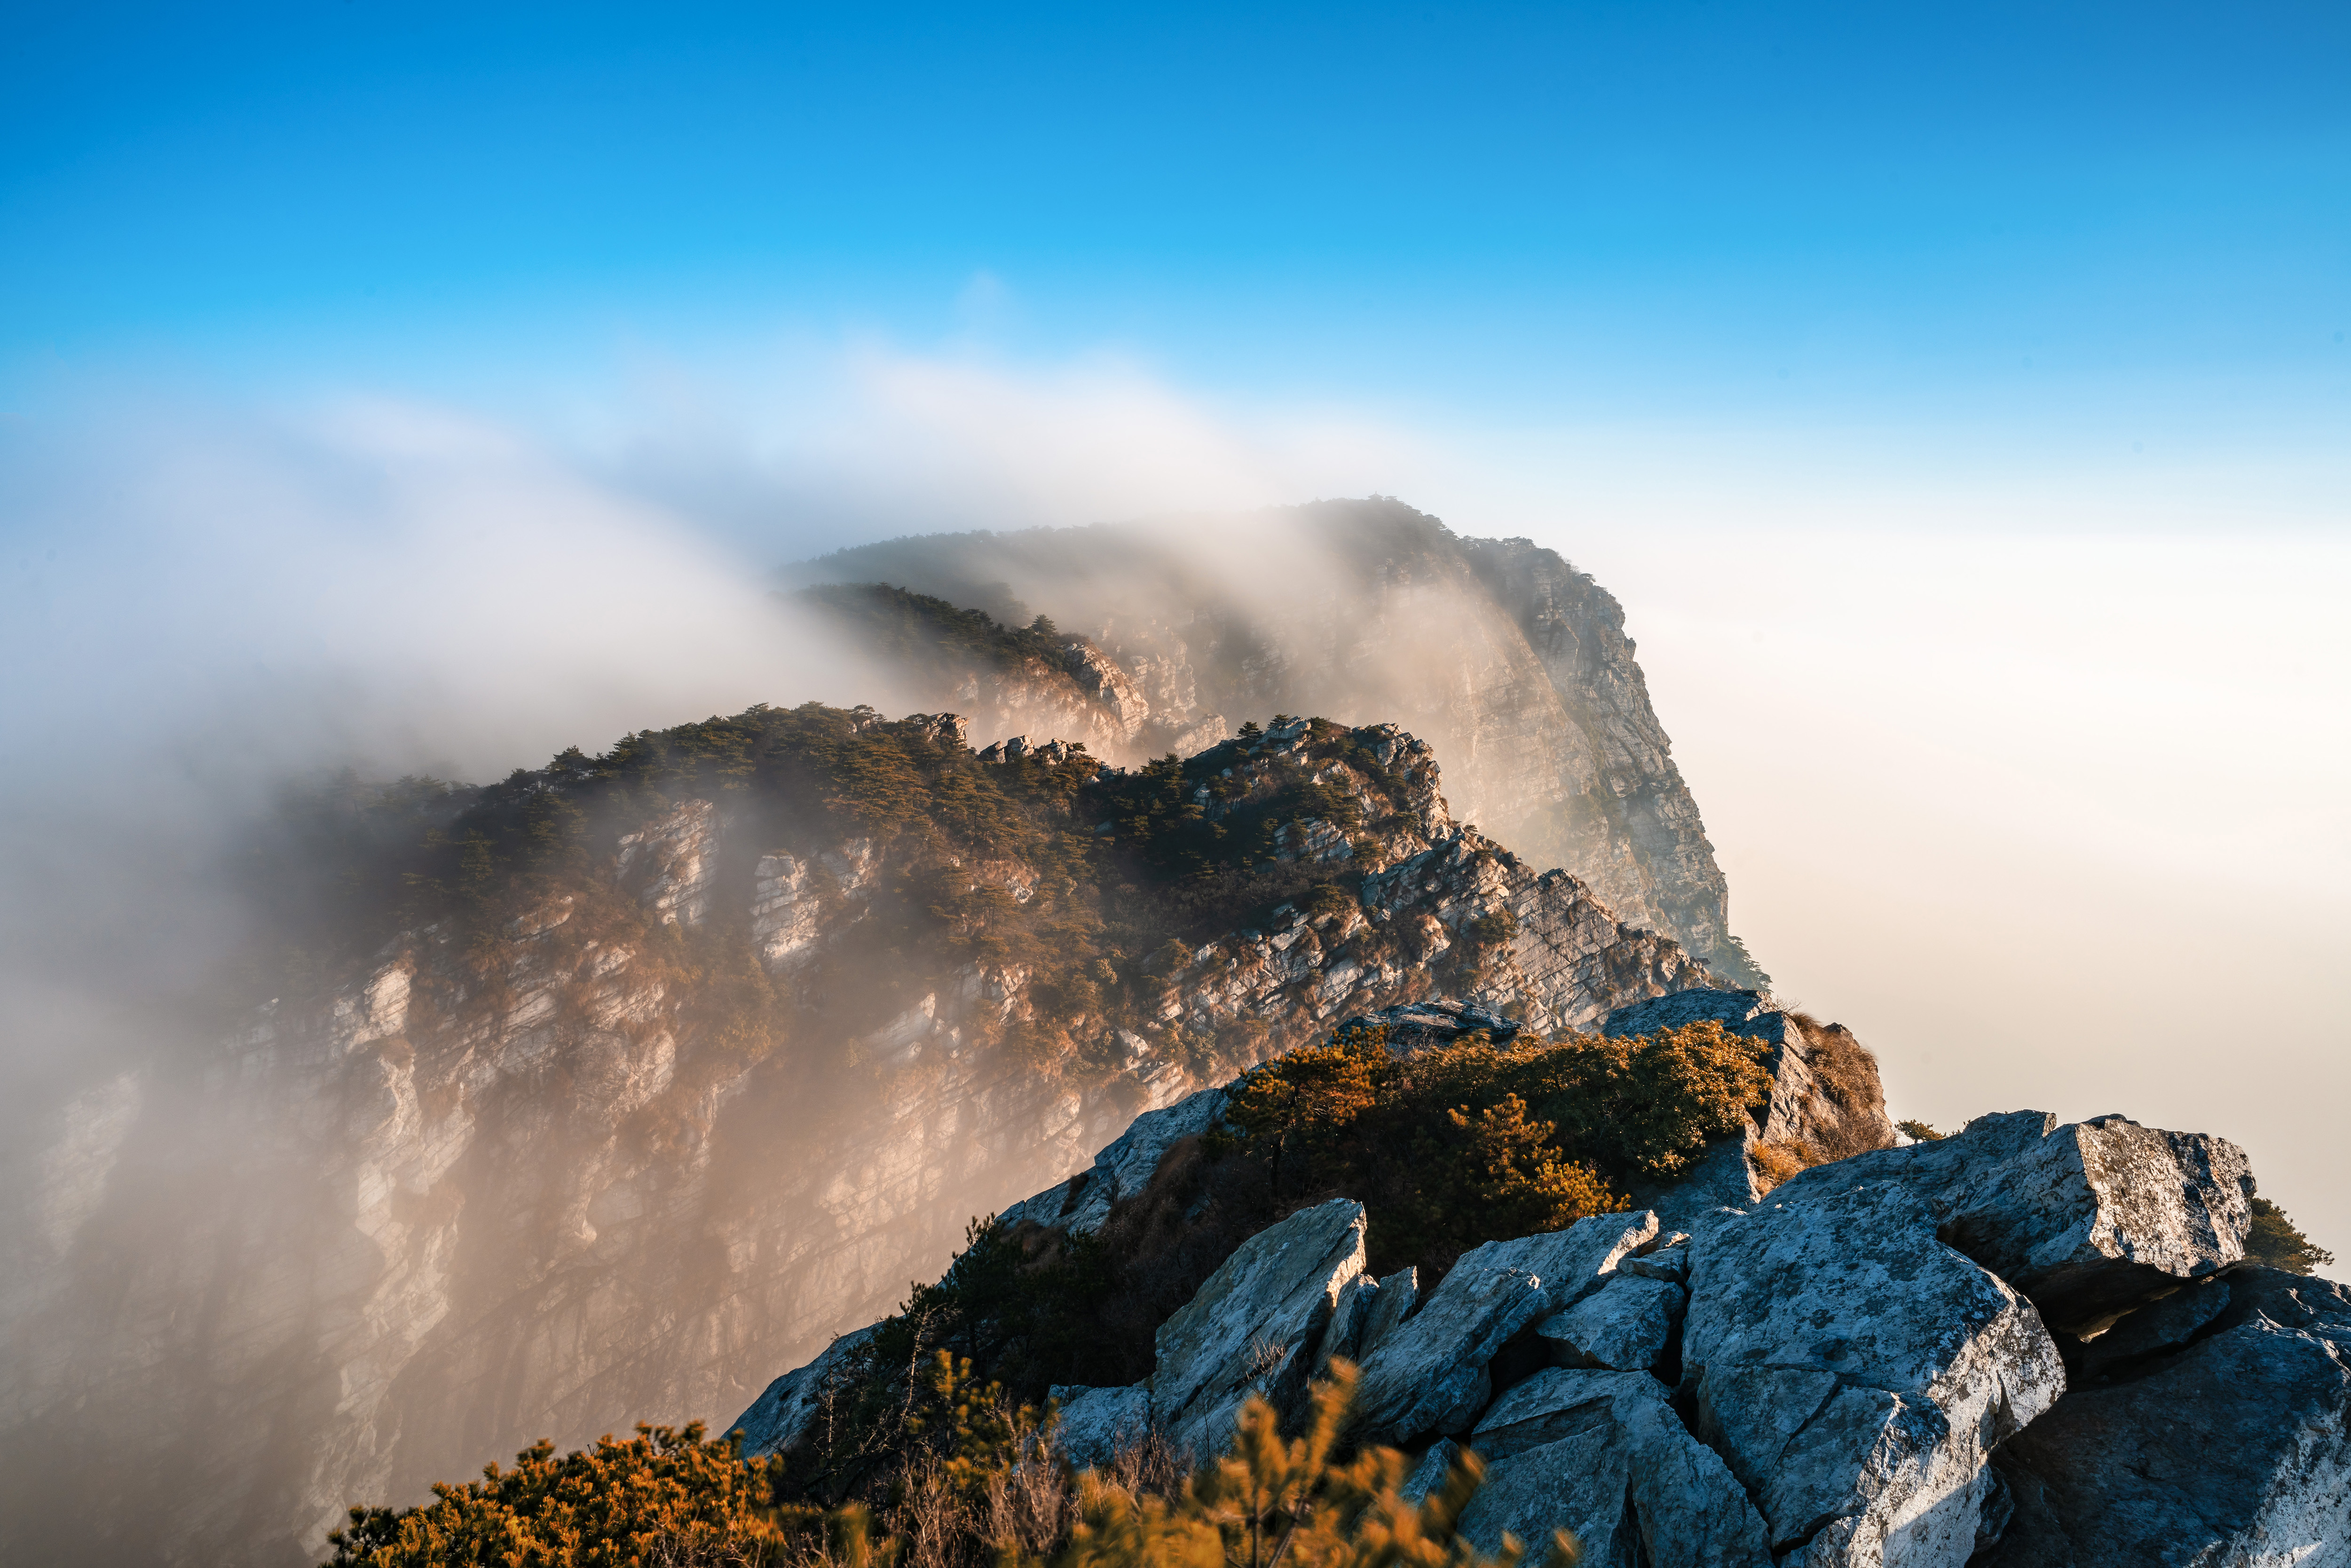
[789,1053,2321,1568]
[797,498,1763,988]
[0,710,1720,1568]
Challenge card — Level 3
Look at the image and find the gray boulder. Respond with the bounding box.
[1318,1273,1381,1366]
[1151,1198,1368,1456]
[730,1323,881,1458]
[1469,1366,1628,1462]
[1050,1384,1153,1471]
[1359,1267,1418,1359]
[1460,1369,1772,1568]
[1459,1423,1627,1564]
[1000,1084,1231,1235]
[1538,1272,1685,1371]
[1619,1233,1691,1282]
[1353,1212,1657,1444]
[1983,1267,2351,1568]
[1765,1110,2252,1334]
[1398,1438,1461,1505]
[1683,1180,2066,1567]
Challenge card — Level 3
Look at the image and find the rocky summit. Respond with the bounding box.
[735,992,2349,1567]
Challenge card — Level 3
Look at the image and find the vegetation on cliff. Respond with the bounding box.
[237,704,1448,1104]
[798,583,1075,677]
[323,1420,799,1568]
[325,1359,1568,1568]
[765,1017,1768,1509]
[2247,1196,2336,1275]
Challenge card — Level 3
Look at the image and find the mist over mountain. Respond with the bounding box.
[790,499,1766,989]
[0,504,1746,1567]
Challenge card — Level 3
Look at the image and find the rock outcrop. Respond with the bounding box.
[1762,1109,2253,1333]
[1148,1198,1369,1456]
[1350,1213,1660,1446]
[1538,1270,1684,1371]
[1462,1369,1773,1568]
[734,1326,881,1462]
[1983,1267,2351,1567]
[1683,1182,2066,1565]
[730,1052,2335,1568]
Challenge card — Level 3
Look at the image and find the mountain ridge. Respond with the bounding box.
[0,704,1722,1567]
[792,498,1766,988]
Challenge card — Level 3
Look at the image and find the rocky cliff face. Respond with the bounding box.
[0,707,1720,1568]
[739,1001,2342,1567]
[797,499,1762,986]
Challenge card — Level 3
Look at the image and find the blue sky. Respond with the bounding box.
[6,0,2346,438]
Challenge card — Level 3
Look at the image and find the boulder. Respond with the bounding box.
[1151,1198,1368,1456]
[1983,1267,2351,1568]
[1458,1422,1628,1564]
[1459,1369,1772,1568]
[1317,1273,1383,1367]
[1642,1134,1771,1235]
[1682,1180,2066,1567]
[1353,1212,1657,1444]
[1359,1267,1418,1359]
[1398,1438,1460,1506]
[1049,1385,1153,1471]
[1468,1366,1627,1462]
[1764,1111,2252,1334]
[1538,1273,1685,1371]
[730,1324,881,1458]
[999,1085,1231,1236]
[1619,1233,1690,1283]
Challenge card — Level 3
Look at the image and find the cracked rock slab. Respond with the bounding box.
[1460,1369,1772,1568]
[1683,1180,2064,1568]
[1049,1385,1152,1471]
[1763,1110,2251,1334]
[1538,1272,1685,1371]
[1353,1212,1657,1444]
[1152,1198,1366,1457]
[1983,1267,2351,1568]
[1358,1267,1418,1360]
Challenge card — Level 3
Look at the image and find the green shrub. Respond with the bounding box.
[2247,1197,2335,1275]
